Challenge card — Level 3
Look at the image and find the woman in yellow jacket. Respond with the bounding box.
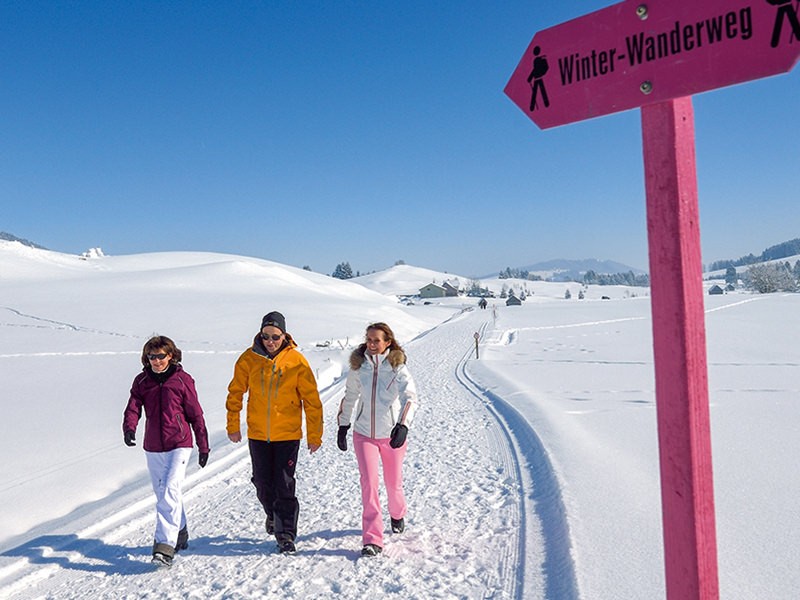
[226,311,323,554]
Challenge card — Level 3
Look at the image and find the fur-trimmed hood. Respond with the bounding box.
[349,344,406,370]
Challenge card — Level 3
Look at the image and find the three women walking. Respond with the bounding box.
[123,318,417,563]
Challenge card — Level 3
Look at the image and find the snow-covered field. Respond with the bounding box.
[1,241,797,599]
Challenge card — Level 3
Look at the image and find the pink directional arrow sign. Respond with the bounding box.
[505,0,800,129]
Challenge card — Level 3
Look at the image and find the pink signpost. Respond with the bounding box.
[505,0,800,130]
[505,1,800,598]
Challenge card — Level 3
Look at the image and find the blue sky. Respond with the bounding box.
[2,1,798,277]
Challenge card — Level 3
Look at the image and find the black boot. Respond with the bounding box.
[391,517,405,533]
[361,544,382,557]
[152,543,175,568]
[176,526,189,551]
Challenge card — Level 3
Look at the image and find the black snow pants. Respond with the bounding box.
[248,439,300,542]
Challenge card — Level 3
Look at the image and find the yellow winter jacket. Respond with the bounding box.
[226,334,323,446]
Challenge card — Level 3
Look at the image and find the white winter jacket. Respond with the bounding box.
[337,345,418,439]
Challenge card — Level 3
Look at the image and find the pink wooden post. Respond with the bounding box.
[505,4,800,596]
[641,97,719,600]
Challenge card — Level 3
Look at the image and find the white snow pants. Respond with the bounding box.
[145,447,191,547]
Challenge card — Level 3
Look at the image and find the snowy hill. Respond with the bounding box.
[0,231,47,249]
[1,241,798,599]
[351,264,470,297]
[474,258,645,281]
[523,258,645,282]
[352,263,646,302]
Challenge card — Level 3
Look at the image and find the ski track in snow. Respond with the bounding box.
[458,323,578,600]
[0,308,575,599]
[0,307,245,354]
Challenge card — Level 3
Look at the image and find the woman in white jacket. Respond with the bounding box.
[337,322,418,557]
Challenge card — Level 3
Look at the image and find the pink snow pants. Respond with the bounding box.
[353,431,407,547]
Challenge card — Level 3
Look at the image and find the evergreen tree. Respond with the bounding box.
[331,262,354,279]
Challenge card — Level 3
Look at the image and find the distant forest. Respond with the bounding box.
[707,238,800,272]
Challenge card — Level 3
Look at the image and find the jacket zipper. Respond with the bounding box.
[270,363,281,442]
[268,369,272,442]
[159,383,165,450]
[263,360,282,442]
[370,354,379,437]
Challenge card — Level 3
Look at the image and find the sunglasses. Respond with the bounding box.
[261,333,283,341]
[147,353,168,360]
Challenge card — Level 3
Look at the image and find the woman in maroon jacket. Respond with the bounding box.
[123,335,210,568]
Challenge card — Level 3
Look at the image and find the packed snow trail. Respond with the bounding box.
[459,322,578,600]
[1,308,566,599]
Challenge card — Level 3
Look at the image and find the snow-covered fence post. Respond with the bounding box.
[473,331,479,359]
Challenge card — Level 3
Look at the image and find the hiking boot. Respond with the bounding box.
[152,552,173,568]
[361,544,382,557]
[278,539,296,554]
[176,526,189,552]
[265,516,275,535]
[391,517,405,534]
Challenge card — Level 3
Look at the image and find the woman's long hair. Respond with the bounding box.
[366,322,403,354]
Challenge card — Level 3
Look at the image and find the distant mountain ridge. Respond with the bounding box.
[521,258,644,275]
[0,231,48,250]
[478,258,645,281]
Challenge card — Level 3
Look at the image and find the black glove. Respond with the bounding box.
[389,424,408,449]
[124,430,136,447]
[337,425,350,451]
[198,452,209,468]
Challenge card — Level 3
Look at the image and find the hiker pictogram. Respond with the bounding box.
[768,0,800,48]
[526,46,549,111]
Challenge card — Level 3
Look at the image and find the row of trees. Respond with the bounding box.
[498,267,542,280]
[582,270,650,287]
[742,260,800,293]
[498,266,649,287]
[707,237,800,272]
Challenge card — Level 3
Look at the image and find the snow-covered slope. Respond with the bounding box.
[1,241,798,599]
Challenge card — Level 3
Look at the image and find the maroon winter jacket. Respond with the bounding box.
[123,364,210,453]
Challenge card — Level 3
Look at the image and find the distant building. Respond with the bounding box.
[506,295,522,306]
[708,284,724,295]
[419,283,447,299]
[441,281,459,297]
